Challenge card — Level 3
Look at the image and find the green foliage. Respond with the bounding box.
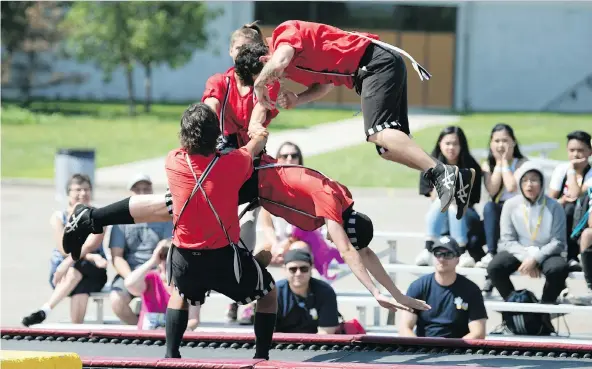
[60,3,135,83]
[128,2,222,68]
[61,2,222,80]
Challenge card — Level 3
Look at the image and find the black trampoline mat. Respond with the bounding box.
[3,339,592,369]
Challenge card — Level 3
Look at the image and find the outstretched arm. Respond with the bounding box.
[358,247,430,312]
[325,219,380,296]
[254,45,295,109]
[278,84,334,109]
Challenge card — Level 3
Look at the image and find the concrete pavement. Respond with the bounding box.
[94,114,459,189]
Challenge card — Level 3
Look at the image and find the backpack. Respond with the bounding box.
[501,289,555,336]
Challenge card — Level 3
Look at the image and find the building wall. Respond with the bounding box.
[5,2,254,102]
[455,1,592,112]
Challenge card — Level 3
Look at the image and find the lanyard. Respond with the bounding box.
[522,197,547,242]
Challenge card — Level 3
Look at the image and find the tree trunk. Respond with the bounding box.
[144,62,152,113]
[21,51,35,108]
[125,63,135,116]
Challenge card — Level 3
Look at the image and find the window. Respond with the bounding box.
[254,1,457,33]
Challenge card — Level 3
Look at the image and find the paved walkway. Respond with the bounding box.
[95,114,459,189]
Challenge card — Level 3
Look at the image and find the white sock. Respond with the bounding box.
[41,303,52,316]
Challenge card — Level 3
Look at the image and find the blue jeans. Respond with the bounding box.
[425,199,468,245]
[483,201,504,254]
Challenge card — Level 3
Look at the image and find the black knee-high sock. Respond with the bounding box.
[92,197,135,227]
[253,312,276,360]
[165,308,188,358]
[581,249,592,290]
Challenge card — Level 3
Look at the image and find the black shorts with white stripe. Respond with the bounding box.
[169,244,275,306]
[353,43,411,156]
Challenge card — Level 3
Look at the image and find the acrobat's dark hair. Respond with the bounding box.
[179,103,221,156]
[235,42,269,86]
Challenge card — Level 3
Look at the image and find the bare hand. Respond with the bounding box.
[570,157,588,168]
[374,294,430,313]
[395,294,431,312]
[277,91,298,109]
[248,125,269,140]
[518,257,539,277]
[254,84,275,110]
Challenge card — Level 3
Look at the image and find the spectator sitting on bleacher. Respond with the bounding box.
[275,249,340,334]
[400,236,487,339]
[566,211,592,305]
[548,130,592,272]
[109,174,173,326]
[124,243,200,330]
[416,126,483,268]
[478,124,528,294]
[22,174,108,326]
[488,161,569,304]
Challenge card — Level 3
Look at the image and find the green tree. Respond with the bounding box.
[61,2,222,115]
[128,2,222,112]
[61,2,138,115]
[1,2,85,107]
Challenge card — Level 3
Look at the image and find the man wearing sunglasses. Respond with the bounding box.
[275,249,340,334]
[399,236,487,339]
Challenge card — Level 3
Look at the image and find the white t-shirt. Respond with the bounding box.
[549,162,592,196]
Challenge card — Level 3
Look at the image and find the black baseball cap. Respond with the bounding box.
[431,236,461,257]
[283,249,313,265]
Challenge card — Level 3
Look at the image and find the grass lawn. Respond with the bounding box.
[1,101,354,178]
[306,113,592,188]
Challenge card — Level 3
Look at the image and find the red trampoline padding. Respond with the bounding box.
[81,357,502,369]
[0,327,91,337]
[258,363,501,369]
[355,335,592,352]
[83,356,262,369]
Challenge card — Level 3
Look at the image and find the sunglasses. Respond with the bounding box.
[279,153,300,160]
[288,266,310,274]
[433,250,457,260]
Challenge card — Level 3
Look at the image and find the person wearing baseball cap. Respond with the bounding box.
[128,174,153,194]
[108,173,179,328]
[274,249,340,334]
[399,235,487,339]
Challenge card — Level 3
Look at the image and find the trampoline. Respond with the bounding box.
[2,327,592,368]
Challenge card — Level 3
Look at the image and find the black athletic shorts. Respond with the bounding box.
[169,244,275,306]
[50,259,107,297]
[354,43,411,155]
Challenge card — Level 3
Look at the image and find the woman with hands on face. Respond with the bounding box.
[476,124,528,271]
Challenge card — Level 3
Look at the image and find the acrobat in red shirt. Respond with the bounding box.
[202,67,280,147]
[257,155,355,231]
[165,147,253,250]
[269,20,378,89]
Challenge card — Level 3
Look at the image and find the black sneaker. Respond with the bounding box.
[454,168,476,220]
[63,203,103,260]
[22,310,46,327]
[425,163,458,213]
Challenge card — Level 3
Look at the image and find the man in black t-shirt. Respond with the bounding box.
[275,250,340,334]
[400,236,487,339]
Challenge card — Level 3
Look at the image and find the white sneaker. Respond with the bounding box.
[415,249,433,266]
[475,253,493,269]
[458,253,476,268]
[564,290,592,306]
